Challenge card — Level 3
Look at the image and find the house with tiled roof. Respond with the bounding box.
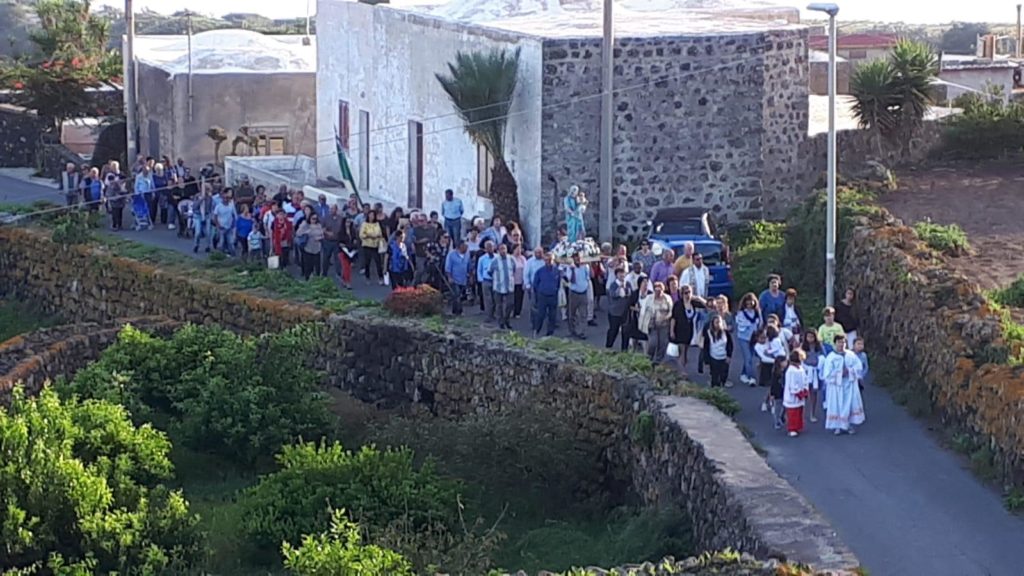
[808,33,898,62]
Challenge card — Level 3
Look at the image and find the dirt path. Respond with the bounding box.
[881,162,1024,290]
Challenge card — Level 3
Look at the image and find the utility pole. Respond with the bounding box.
[598,0,614,243]
[186,10,194,123]
[124,0,137,162]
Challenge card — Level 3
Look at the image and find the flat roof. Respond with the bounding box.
[482,8,803,38]
[134,30,315,75]
[381,0,803,39]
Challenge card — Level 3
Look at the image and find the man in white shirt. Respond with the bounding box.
[680,252,711,299]
[624,261,645,291]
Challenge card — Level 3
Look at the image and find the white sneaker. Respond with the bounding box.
[168,224,176,230]
[724,381,734,388]
[788,431,798,437]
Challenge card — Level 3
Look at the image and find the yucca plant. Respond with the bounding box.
[850,39,938,159]
[850,59,900,158]
[889,39,939,143]
[436,48,522,227]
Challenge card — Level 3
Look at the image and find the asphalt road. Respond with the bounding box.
[2,173,1023,575]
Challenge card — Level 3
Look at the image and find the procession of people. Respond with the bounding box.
[60,160,867,439]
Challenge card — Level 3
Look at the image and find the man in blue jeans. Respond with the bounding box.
[440,188,464,243]
[531,253,561,337]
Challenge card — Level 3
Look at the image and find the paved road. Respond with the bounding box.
[2,174,1023,575]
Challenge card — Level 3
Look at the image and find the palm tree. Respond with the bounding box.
[436,48,522,227]
[850,59,899,158]
[850,39,937,159]
[889,39,939,147]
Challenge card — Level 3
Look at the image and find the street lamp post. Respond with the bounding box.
[808,2,839,307]
[598,0,614,243]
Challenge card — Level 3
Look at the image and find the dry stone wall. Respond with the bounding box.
[842,211,1024,486]
[0,226,857,572]
[0,317,179,403]
[539,29,808,241]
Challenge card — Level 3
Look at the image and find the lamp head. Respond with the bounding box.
[807,2,839,16]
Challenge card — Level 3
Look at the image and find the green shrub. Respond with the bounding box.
[692,387,741,417]
[912,221,970,256]
[989,275,1024,309]
[239,441,461,551]
[782,187,882,296]
[942,95,1024,160]
[0,387,202,574]
[50,211,97,245]
[282,509,415,576]
[729,220,786,300]
[60,323,333,464]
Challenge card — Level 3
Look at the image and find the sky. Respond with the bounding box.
[92,0,1024,25]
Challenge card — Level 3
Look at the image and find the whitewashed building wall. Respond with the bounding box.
[317,0,544,243]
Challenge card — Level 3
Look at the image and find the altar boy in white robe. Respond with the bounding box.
[822,334,865,435]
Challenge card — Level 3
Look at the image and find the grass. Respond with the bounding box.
[0,299,59,342]
[168,447,280,575]
[912,220,971,256]
[1005,489,1024,513]
[988,274,1024,309]
[88,233,380,315]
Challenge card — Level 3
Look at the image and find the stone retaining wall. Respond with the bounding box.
[842,211,1024,487]
[0,226,857,572]
[0,317,180,402]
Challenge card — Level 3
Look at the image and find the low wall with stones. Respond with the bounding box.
[841,210,1024,487]
[0,105,48,168]
[779,121,947,214]
[0,317,180,403]
[0,226,857,572]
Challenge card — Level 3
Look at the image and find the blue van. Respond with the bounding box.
[646,208,734,301]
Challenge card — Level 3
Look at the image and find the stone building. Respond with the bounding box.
[133,30,316,170]
[318,0,809,242]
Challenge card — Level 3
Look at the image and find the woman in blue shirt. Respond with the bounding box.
[388,228,413,290]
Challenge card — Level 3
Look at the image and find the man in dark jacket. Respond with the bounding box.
[531,253,562,337]
[605,266,632,350]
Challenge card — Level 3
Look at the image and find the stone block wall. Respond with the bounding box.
[539,29,808,241]
[841,212,1024,486]
[0,317,180,403]
[0,226,856,571]
[0,105,48,168]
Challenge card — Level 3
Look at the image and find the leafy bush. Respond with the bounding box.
[383,284,444,317]
[692,387,741,417]
[782,187,882,296]
[729,220,786,298]
[990,275,1024,309]
[51,211,98,245]
[942,94,1024,159]
[0,387,202,574]
[59,323,333,464]
[912,220,970,256]
[282,509,415,576]
[239,441,461,551]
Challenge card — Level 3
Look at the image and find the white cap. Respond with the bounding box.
[651,243,664,256]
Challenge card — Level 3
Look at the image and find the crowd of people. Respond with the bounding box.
[57,155,869,438]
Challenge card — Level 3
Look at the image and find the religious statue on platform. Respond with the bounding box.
[563,184,587,243]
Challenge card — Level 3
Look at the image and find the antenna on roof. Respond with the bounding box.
[304,0,312,45]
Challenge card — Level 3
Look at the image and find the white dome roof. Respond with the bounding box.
[137,30,314,75]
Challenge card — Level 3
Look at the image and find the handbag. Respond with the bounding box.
[267,255,280,270]
[666,343,680,358]
[296,233,309,250]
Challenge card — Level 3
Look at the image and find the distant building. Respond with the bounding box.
[317,0,811,242]
[809,50,851,95]
[131,30,316,169]
[936,54,1018,104]
[808,33,898,63]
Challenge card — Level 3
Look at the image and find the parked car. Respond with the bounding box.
[645,207,733,300]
